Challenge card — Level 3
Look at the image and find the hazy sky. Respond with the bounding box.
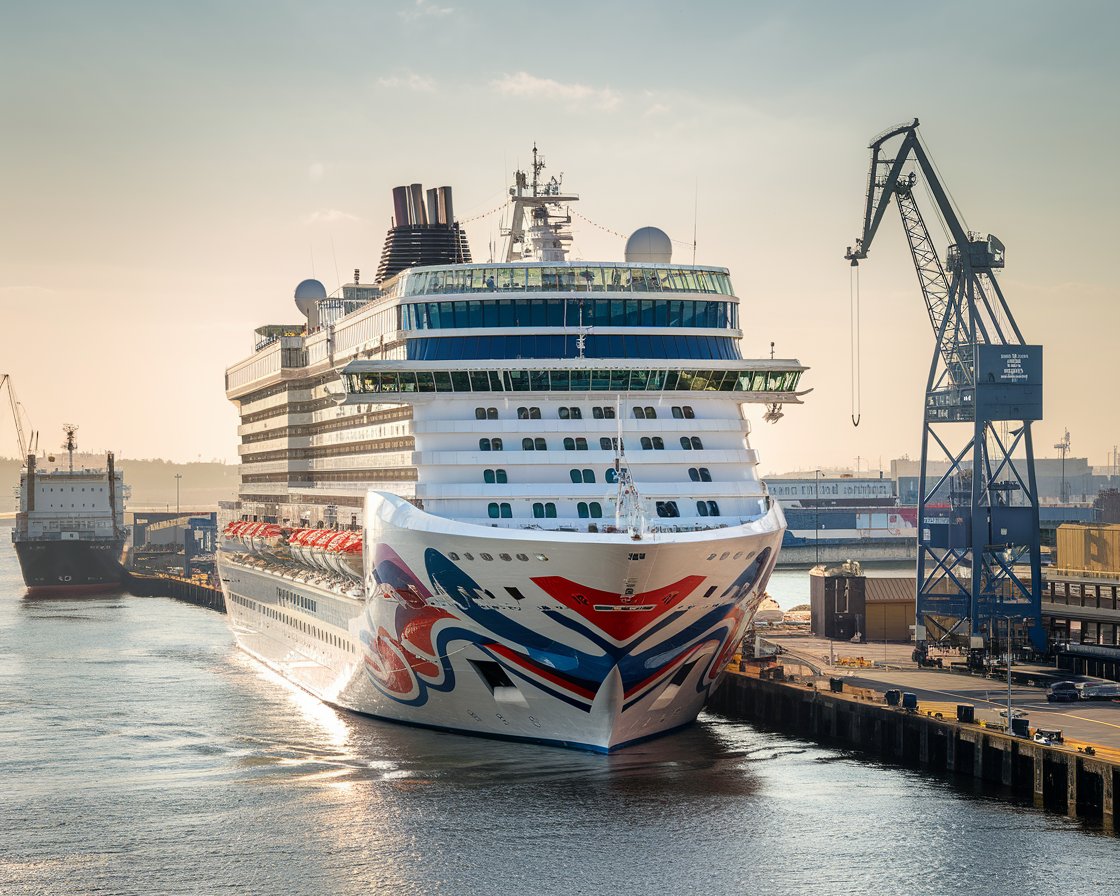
[2,1,1117,474]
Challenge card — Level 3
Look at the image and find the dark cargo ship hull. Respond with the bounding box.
[13,539,127,593]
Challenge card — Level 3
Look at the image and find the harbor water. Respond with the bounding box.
[1,529,1116,895]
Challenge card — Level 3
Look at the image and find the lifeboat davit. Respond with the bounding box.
[224,523,364,578]
[221,521,285,559]
[326,531,364,579]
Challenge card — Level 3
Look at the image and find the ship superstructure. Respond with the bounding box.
[219,152,809,751]
[12,425,128,592]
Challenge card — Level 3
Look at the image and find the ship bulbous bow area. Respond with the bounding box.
[357,492,783,751]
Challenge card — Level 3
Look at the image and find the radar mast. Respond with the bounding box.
[502,145,579,262]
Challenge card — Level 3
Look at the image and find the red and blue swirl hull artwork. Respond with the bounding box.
[352,494,783,752]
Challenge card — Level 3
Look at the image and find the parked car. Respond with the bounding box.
[1076,682,1120,701]
[1046,681,1080,703]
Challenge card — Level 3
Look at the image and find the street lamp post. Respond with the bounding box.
[999,614,1016,734]
[814,469,822,565]
[175,473,182,515]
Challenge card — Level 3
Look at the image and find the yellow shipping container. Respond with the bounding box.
[1056,524,1120,575]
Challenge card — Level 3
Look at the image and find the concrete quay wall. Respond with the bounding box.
[126,572,225,613]
[709,671,1119,828]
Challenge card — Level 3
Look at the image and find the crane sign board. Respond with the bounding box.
[975,344,1043,421]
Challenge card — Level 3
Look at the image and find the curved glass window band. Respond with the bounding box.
[401,298,737,331]
[346,367,802,394]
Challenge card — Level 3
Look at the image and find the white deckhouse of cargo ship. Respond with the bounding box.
[219,149,809,751]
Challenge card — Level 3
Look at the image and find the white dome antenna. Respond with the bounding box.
[624,227,672,264]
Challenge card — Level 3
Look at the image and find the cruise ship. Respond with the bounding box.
[219,149,809,751]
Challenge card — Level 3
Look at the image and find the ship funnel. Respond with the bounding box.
[408,183,427,226]
[426,188,440,229]
[392,186,410,226]
[437,186,454,225]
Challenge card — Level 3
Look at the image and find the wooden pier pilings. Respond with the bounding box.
[125,572,225,613]
[709,671,1119,828]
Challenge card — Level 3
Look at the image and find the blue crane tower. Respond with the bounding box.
[845,119,1046,657]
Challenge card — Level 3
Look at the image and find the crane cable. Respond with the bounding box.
[850,263,862,427]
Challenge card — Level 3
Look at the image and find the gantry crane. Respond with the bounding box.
[845,119,1046,655]
[1,373,37,463]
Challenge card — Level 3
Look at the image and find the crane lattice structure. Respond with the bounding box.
[1,373,37,463]
[845,119,1046,654]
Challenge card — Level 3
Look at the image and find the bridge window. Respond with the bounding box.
[681,436,703,450]
[697,501,709,517]
[517,406,541,420]
[483,469,508,484]
[581,469,595,483]
[605,467,627,484]
[655,501,680,518]
[488,502,512,519]
[533,502,557,519]
[592,406,616,419]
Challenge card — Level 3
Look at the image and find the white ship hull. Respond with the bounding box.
[219,492,783,752]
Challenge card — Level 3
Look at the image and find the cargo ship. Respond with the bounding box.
[218,148,809,751]
[12,425,127,593]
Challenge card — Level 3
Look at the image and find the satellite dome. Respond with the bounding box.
[624,226,672,264]
[294,278,326,317]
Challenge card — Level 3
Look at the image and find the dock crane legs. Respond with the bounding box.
[845,119,1046,656]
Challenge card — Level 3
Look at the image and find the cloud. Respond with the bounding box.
[304,209,361,226]
[490,71,620,110]
[377,72,436,92]
[398,0,453,20]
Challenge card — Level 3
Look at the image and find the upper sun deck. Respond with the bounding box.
[396,262,733,299]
